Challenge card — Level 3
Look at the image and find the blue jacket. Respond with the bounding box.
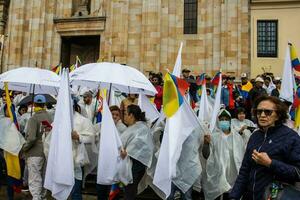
[229,124,300,200]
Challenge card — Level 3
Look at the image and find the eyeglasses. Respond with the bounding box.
[254,109,276,116]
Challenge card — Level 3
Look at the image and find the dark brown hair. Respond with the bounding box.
[110,105,121,113]
[236,107,246,115]
[252,96,288,124]
[127,104,146,122]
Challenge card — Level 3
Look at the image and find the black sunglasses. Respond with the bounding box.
[254,109,276,116]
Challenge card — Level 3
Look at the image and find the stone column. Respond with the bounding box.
[0,0,9,73]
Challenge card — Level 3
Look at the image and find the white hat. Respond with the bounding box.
[255,76,264,83]
[218,108,231,118]
[241,73,247,78]
[274,77,281,81]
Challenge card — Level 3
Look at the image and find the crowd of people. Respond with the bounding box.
[0,68,300,200]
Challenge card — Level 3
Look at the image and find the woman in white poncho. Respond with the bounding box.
[202,109,247,200]
[231,107,256,145]
[120,104,154,200]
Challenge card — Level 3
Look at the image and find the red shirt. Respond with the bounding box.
[154,85,163,111]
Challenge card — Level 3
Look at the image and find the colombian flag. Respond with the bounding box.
[241,81,253,100]
[289,43,300,72]
[4,83,22,181]
[163,73,189,118]
[95,90,103,123]
[94,89,107,124]
[294,90,300,127]
[294,80,300,127]
[51,63,61,75]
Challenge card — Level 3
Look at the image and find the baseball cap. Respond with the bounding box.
[34,94,46,104]
[83,91,93,98]
[182,68,191,73]
[255,77,264,83]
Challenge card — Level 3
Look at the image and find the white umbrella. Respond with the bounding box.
[0,67,60,95]
[70,62,157,96]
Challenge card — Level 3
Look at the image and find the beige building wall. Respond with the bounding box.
[1,0,250,77]
[101,0,250,76]
[250,0,300,78]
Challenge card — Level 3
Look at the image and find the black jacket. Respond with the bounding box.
[229,124,300,200]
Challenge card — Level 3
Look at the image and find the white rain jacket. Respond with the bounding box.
[202,127,246,200]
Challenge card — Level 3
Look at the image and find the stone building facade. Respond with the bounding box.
[0,0,250,77]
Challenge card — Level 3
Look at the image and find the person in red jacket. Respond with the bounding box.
[151,74,163,111]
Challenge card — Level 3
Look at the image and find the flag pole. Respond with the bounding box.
[107,83,112,106]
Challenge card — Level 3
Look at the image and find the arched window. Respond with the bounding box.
[184,0,198,34]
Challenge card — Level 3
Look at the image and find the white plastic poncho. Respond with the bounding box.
[18,112,31,134]
[139,123,205,198]
[73,112,97,180]
[44,111,97,181]
[116,120,127,134]
[137,119,165,196]
[120,121,154,168]
[78,98,97,122]
[0,117,25,156]
[202,128,246,200]
[172,126,204,193]
[231,118,255,145]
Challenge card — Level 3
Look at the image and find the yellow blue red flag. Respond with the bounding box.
[289,43,300,72]
[51,63,61,75]
[4,83,21,180]
[163,73,189,118]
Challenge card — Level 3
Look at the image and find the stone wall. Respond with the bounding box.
[1,0,250,77]
[99,0,250,76]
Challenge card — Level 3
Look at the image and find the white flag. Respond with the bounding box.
[97,98,123,184]
[153,99,200,198]
[280,45,294,103]
[210,73,222,132]
[108,88,117,106]
[198,83,210,122]
[138,93,160,123]
[44,68,74,200]
[172,42,183,77]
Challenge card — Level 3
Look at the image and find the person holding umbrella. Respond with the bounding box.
[22,94,53,200]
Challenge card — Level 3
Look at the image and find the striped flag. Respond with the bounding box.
[289,43,300,72]
[210,71,223,132]
[51,63,61,75]
[196,73,206,86]
[94,89,104,124]
[211,72,221,86]
[163,73,189,118]
[3,83,22,191]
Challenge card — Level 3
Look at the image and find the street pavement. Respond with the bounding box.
[0,186,162,200]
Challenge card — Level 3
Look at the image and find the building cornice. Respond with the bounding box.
[53,16,106,36]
